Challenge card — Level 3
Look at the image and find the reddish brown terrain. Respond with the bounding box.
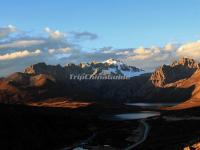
[164,70,200,110]
[28,97,91,109]
[0,57,200,106]
[2,58,200,113]
[1,58,200,150]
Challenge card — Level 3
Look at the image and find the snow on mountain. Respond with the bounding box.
[103,58,123,65]
[120,69,145,77]
[25,58,145,78]
[98,58,145,77]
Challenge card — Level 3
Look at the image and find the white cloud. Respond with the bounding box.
[164,43,177,51]
[2,25,200,76]
[45,27,65,39]
[48,48,56,54]
[48,47,71,54]
[0,25,97,76]
[0,49,41,61]
[177,41,200,58]
[123,44,178,71]
[0,25,17,38]
[0,40,45,49]
[57,47,71,53]
[129,47,155,60]
[116,50,129,55]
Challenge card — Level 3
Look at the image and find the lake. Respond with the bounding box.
[102,111,160,121]
[101,103,177,121]
[125,102,178,108]
[114,111,160,120]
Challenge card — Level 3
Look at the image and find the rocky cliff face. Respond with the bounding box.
[134,58,200,102]
[150,58,199,87]
[24,63,68,81]
[164,69,200,110]
[1,57,200,104]
[24,59,145,78]
[0,59,148,103]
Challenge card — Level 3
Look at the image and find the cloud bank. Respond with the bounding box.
[0,25,200,76]
[0,25,16,39]
[0,49,41,61]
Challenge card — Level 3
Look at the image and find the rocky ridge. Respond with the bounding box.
[0,57,200,105]
[24,58,145,78]
[150,57,200,87]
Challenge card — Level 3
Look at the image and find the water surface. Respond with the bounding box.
[103,111,160,121]
[126,103,178,108]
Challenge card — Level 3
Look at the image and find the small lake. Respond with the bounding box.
[114,111,161,120]
[101,103,177,121]
[102,111,161,121]
[125,103,178,108]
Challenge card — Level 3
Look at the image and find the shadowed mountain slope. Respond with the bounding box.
[0,58,200,105]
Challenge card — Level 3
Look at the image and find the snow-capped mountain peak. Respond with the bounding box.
[103,58,123,65]
[27,59,145,78]
[98,59,145,77]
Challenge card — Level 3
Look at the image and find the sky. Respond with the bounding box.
[0,0,200,76]
[1,0,200,48]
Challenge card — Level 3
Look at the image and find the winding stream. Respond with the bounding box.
[62,103,177,150]
[125,119,149,150]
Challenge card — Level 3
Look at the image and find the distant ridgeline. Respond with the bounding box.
[24,58,145,80]
[0,58,200,105]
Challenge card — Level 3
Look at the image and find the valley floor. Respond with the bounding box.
[0,102,200,150]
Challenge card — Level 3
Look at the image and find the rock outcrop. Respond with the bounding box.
[24,59,145,78]
[150,58,199,87]
[164,69,200,110]
[135,58,200,102]
[1,57,200,104]
[0,59,148,103]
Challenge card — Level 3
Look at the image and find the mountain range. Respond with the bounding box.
[25,58,145,78]
[0,57,200,109]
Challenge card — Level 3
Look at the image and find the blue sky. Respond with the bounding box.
[1,0,200,76]
[1,0,200,49]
